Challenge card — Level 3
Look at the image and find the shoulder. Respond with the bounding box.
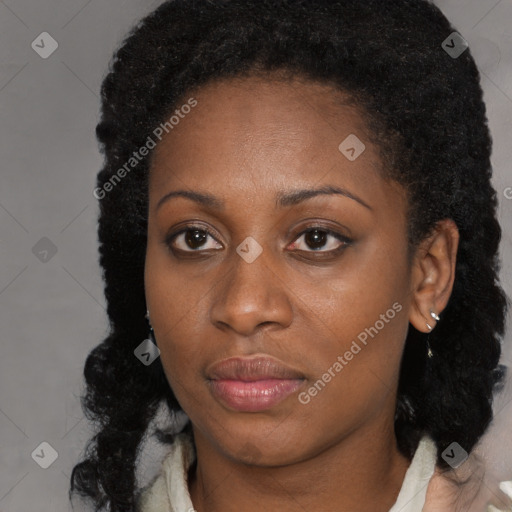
[424,466,512,512]
[423,467,460,511]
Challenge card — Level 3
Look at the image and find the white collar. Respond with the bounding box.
[137,432,437,512]
[388,436,437,512]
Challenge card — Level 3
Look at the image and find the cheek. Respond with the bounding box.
[152,319,209,416]
[315,234,408,329]
[145,235,214,325]
[298,238,410,391]
[295,284,407,431]
[296,281,407,376]
[144,243,211,390]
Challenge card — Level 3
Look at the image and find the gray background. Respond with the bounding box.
[0,1,511,511]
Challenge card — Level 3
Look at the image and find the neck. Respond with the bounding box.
[188,421,412,512]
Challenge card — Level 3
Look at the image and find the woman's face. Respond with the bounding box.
[145,74,415,465]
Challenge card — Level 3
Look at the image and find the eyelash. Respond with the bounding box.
[164,224,353,257]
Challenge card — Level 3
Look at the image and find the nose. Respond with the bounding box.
[209,245,293,337]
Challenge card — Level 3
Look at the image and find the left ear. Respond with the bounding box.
[409,218,460,333]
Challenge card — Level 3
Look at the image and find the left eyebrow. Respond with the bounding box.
[276,185,372,211]
[156,184,372,212]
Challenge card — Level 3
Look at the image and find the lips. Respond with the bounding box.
[207,355,305,382]
[207,355,305,412]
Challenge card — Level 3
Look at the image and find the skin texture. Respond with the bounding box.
[144,74,460,512]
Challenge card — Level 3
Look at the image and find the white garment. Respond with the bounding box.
[388,436,437,512]
[137,432,438,512]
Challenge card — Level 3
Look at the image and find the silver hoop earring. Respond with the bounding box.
[430,310,440,321]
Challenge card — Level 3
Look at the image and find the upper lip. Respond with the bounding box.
[207,355,305,382]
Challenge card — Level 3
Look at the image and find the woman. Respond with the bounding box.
[70,0,511,510]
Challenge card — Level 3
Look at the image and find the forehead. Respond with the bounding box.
[148,74,390,205]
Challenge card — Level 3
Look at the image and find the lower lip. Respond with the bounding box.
[209,378,304,412]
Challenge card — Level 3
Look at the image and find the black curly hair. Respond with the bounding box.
[69,0,510,510]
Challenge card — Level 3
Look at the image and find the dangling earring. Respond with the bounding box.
[425,309,440,359]
[424,319,433,359]
[425,334,433,358]
[145,309,156,344]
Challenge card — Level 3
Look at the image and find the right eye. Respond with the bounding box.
[165,226,223,253]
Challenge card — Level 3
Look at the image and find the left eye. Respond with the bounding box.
[290,228,351,252]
